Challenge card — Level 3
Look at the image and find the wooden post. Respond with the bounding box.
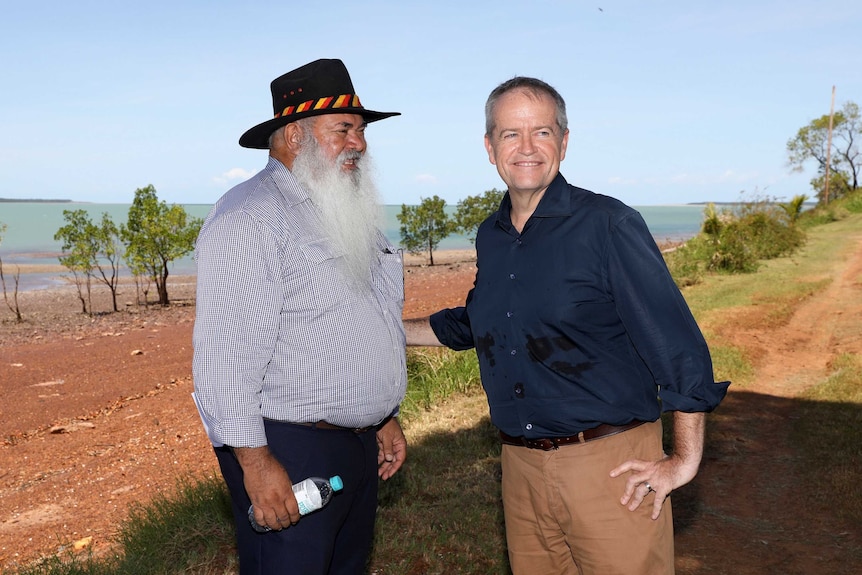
[824,86,836,204]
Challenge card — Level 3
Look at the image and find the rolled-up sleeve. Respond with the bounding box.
[429,300,476,351]
[608,213,729,413]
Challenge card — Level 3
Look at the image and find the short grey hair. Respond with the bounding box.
[267,117,317,150]
[267,126,283,150]
[484,76,568,137]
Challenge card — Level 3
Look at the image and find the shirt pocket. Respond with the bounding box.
[374,250,405,303]
[291,238,348,310]
[298,238,344,264]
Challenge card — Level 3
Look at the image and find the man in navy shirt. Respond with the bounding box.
[405,77,729,574]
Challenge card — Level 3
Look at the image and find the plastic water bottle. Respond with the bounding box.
[248,475,343,533]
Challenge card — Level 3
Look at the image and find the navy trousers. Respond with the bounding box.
[215,420,378,575]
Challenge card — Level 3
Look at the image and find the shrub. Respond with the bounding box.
[840,189,862,214]
[665,199,806,284]
[726,209,805,261]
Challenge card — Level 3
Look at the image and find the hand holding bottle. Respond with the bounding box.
[234,446,298,530]
[249,475,344,533]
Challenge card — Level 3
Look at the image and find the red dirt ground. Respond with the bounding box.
[1,243,861,572]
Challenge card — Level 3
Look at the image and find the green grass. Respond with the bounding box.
[704,343,754,388]
[797,188,862,228]
[372,394,508,574]
[113,477,236,574]
[400,347,482,422]
[373,349,508,573]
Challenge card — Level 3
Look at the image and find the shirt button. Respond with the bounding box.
[510,349,517,355]
[513,383,524,397]
[506,311,513,317]
[509,273,516,279]
[525,423,533,431]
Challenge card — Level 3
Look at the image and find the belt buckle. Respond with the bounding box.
[532,438,558,451]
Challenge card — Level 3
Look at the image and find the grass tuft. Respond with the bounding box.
[400,347,481,422]
[113,476,236,575]
[707,343,754,388]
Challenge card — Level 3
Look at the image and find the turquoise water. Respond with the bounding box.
[0,202,707,290]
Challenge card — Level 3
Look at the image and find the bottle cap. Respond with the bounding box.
[329,475,344,491]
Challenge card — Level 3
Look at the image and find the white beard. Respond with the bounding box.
[290,134,382,290]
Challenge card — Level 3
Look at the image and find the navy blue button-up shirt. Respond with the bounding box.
[430,173,729,438]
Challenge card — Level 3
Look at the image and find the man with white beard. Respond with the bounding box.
[192,59,406,575]
[290,119,385,289]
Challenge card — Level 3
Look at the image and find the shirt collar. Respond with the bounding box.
[496,172,573,229]
[265,156,310,207]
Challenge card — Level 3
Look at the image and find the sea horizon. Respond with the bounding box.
[0,201,708,291]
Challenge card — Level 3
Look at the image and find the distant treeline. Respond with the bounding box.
[688,201,818,206]
[0,198,72,203]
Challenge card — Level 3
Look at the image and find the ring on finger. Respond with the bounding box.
[644,482,655,493]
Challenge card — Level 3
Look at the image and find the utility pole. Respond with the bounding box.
[824,86,836,204]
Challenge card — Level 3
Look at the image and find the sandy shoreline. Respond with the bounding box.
[1,248,479,293]
[4,237,685,296]
[8,248,477,273]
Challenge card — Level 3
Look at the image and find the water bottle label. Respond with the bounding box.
[297,500,314,515]
[293,479,323,515]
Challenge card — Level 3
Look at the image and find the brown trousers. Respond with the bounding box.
[501,420,674,575]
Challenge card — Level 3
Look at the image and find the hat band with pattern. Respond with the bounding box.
[277,94,361,119]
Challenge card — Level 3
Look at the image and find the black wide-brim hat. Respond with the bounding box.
[239,58,400,149]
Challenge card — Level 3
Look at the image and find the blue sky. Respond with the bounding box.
[1,0,860,206]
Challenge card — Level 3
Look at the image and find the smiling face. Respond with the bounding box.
[308,113,368,172]
[484,89,569,198]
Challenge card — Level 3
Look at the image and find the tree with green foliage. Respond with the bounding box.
[54,209,123,312]
[453,188,505,244]
[787,101,861,203]
[397,195,452,266]
[121,185,203,305]
[53,210,96,313]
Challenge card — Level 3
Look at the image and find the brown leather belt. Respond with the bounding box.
[500,420,646,451]
[291,413,395,434]
[296,421,374,434]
